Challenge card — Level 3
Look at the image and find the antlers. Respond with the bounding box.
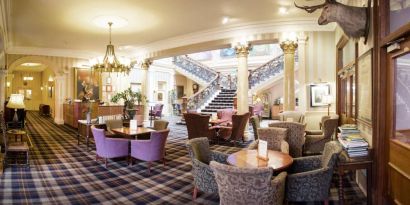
[294,0,336,13]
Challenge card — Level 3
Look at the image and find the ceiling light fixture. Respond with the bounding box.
[279,7,288,14]
[91,22,131,74]
[222,16,230,24]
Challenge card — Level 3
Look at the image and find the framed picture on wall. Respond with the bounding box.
[357,49,372,124]
[74,68,100,100]
[310,84,330,107]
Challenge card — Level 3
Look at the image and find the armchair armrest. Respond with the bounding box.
[210,151,228,164]
[280,140,289,154]
[289,155,322,173]
[271,172,287,204]
[286,168,332,201]
[305,130,323,135]
[191,158,218,193]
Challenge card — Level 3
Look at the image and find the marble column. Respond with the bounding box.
[141,59,152,122]
[280,40,298,111]
[297,33,308,112]
[54,74,66,124]
[234,43,251,139]
[0,70,7,112]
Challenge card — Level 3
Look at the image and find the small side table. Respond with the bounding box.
[337,150,373,205]
[7,129,27,142]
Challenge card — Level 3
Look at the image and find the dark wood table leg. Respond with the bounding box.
[338,167,345,205]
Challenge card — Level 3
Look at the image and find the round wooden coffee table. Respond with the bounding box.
[227,150,293,172]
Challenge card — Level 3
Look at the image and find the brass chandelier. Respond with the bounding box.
[92,22,131,74]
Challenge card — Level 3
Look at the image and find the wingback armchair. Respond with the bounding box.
[210,161,287,205]
[130,129,170,173]
[248,127,289,154]
[186,137,228,199]
[286,141,342,204]
[217,112,250,145]
[91,126,129,168]
[184,113,216,140]
[149,104,164,119]
[304,116,339,155]
[216,108,237,126]
[249,116,260,140]
[279,111,305,124]
[269,121,305,157]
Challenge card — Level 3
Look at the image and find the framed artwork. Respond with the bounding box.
[25,89,32,100]
[310,84,330,107]
[357,49,372,124]
[48,86,53,98]
[74,68,100,100]
[157,92,163,101]
[177,86,184,99]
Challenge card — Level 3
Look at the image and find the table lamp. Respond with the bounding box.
[7,94,25,122]
[322,94,333,116]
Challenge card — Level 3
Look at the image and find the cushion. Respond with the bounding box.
[191,142,210,164]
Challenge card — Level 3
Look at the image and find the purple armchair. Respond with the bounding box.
[252,103,264,118]
[217,108,237,126]
[130,129,170,173]
[149,104,164,120]
[91,126,130,168]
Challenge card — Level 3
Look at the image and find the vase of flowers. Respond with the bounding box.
[111,88,145,119]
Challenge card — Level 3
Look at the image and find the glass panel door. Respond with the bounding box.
[395,53,410,143]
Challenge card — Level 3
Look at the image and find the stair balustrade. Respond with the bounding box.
[248,54,284,89]
[186,74,220,111]
[173,55,217,82]
[219,74,237,90]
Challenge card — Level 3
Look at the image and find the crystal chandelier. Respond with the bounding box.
[91,22,131,74]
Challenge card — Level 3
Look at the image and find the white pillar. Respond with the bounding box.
[54,74,66,124]
[234,43,251,139]
[141,59,152,121]
[0,70,7,111]
[280,40,298,111]
[297,33,308,112]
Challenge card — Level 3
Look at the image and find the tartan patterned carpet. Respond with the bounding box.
[0,112,367,204]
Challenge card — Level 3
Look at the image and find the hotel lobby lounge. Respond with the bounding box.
[0,0,409,204]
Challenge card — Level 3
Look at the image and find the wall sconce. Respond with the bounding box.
[6,82,10,87]
[48,76,54,82]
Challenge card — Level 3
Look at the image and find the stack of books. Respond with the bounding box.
[338,125,369,157]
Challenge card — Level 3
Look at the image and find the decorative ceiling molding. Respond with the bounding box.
[6,46,96,59]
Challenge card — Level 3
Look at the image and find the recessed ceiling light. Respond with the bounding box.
[222,16,230,24]
[92,15,128,28]
[279,7,288,14]
[21,63,42,67]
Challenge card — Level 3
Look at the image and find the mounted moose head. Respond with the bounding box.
[295,0,370,42]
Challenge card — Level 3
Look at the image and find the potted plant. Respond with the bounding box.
[111,88,146,119]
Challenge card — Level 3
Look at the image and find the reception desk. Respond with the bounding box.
[63,102,123,128]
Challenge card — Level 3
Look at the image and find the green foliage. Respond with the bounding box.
[110,88,146,107]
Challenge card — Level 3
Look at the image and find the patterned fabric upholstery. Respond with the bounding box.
[304,118,339,154]
[248,127,289,154]
[249,116,260,140]
[153,120,169,131]
[269,122,305,157]
[279,111,305,124]
[186,138,228,195]
[210,161,287,205]
[286,141,342,202]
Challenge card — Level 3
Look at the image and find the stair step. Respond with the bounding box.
[208,103,233,106]
[205,106,233,109]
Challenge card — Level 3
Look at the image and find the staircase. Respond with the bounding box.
[173,56,217,87]
[201,89,236,113]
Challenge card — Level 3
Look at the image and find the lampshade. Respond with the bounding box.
[322,94,333,105]
[7,94,25,109]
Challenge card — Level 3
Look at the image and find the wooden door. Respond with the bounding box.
[386,38,410,205]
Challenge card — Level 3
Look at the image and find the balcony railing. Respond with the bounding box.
[248,54,285,89]
[173,55,217,82]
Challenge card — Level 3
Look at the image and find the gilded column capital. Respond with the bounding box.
[280,41,298,54]
[234,43,252,58]
[141,59,152,70]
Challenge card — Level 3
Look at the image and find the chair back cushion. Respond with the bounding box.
[279,111,305,123]
[230,112,250,141]
[210,161,274,205]
[217,109,236,122]
[250,116,260,140]
[322,118,339,138]
[149,129,170,158]
[186,137,211,164]
[269,121,305,157]
[153,120,169,130]
[105,119,123,132]
[321,141,343,168]
[91,126,106,156]
[257,127,287,151]
[184,113,211,139]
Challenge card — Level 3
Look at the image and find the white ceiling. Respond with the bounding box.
[4,0,327,59]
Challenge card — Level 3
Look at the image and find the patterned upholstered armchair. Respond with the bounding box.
[304,116,339,155]
[279,111,305,124]
[248,127,289,154]
[216,108,237,126]
[186,137,228,199]
[286,141,342,204]
[269,122,305,157]
[249,116,260,140]
[210,161,287,205]
[217,112,250,146]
